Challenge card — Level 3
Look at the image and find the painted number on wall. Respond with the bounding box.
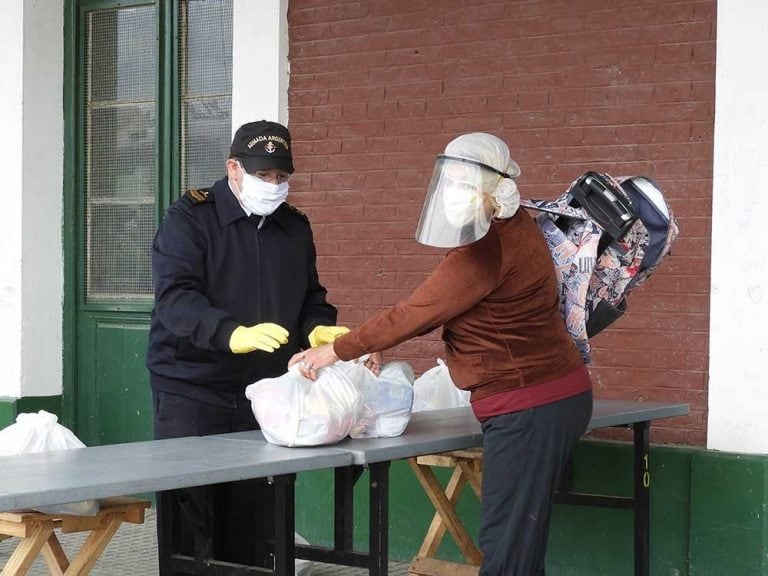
[643,453,650,488]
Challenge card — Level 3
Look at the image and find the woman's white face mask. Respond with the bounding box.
[441,181,485,227]
[238,165,290,216]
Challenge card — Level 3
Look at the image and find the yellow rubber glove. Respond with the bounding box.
[229,323,289,354]
[308,325,350,348]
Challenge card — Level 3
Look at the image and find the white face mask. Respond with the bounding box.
[238,167,290,216]
[442,184,484,227]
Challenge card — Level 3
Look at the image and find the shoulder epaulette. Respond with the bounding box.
[182,188,214,205]
[284,202,309,222]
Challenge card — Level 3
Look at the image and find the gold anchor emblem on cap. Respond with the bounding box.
[264,142,276,154]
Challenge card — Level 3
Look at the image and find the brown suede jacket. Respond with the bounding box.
[333,209,584,403]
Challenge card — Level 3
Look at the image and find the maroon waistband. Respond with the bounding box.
[472,364,592,421]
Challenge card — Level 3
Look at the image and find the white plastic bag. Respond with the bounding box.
[350,361,414,439]
[0,411,85,456]
[295,532,314,575]
[246,362,364,447]
[412,359,470,412]
[0,410,100,515]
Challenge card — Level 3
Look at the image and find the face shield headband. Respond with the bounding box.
[415,155,518,248]
[434,155,520,180]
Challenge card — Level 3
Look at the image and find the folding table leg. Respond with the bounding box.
[64,513,124,575]
[369,462,390,576]
[408,460,482,565]
[272,474,296,576]
[415,463,467,558]
[41,532,70,575]
[156,491,174,576]
[456,459,482,500]
[633,422,650,576]
[1,522,55,576]
[335,466,363,552]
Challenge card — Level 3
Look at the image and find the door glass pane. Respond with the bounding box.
[89,204,154,297]
[180,0,233,192]
[84,5,157,301]
[90,105,156,197]
[182,97,231,191]
[90,8,156,102]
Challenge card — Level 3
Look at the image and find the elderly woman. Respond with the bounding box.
[293,133,592,576]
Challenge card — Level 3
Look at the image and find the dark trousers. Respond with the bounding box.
[479,390,593,576]
[153,389,275,571]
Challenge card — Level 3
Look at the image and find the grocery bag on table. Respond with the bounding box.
[246,362,364,447]
[411,358,470,412]
[0,410,100,515]
[350,361,415,439]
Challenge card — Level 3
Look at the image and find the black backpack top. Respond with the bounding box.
[520,171,679,363]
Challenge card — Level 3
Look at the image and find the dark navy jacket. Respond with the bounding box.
[146,177,337,402]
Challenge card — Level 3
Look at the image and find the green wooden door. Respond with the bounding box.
[64,0,233,446]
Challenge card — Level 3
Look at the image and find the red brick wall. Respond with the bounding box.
[286,0,715,445]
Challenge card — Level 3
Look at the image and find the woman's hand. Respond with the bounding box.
[287,348,385,381]
[361,351,384,376]
[288,344,339,381]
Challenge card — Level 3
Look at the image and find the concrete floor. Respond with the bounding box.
[0,509,410,575]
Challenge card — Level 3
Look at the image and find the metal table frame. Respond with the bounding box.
[554,403,670,576]
[1,400,687,576]
[293,400,687,576]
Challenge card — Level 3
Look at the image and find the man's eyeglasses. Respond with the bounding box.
[252,170,291,185]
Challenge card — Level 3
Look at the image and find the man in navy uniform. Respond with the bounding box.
[146,120,348,570]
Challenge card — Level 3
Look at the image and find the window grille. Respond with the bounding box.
[84,6,157,300]
[82,1,233,301]
[179,0,233,192]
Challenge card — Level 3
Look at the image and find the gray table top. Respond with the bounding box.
[219,408,484,465]
[0,399,688,512]
[0,436,352,512]
[588,399,688,430]
[329,399,689,465]
[332,408,483,465]
[221,399,688,465]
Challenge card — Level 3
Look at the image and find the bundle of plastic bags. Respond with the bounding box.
[411,359,470,412]
[246,362,362,447]
[245,360,414,447]
[350,361,414,439]
[0,410,100,515]
[295,532,314,576]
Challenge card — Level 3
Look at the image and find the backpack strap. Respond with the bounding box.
[519,199,586,220]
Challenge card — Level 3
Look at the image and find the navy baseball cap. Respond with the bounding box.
[230,120,294,174]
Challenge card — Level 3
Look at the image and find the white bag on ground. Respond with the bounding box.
[0,410,100,515]
[412,359,470,412]
[246,362,364,447]
[295,532,314,575]
[350,361,415,439]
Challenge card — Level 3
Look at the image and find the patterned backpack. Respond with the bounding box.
[520,171,679,363]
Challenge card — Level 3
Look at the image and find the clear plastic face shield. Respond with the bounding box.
[415,155,514,248]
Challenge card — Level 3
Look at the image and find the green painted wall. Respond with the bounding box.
[546,442,694,575]
[0,396,62,429]
[689,451,768,575]
[296,440,768,575]
[0,399,14,429]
